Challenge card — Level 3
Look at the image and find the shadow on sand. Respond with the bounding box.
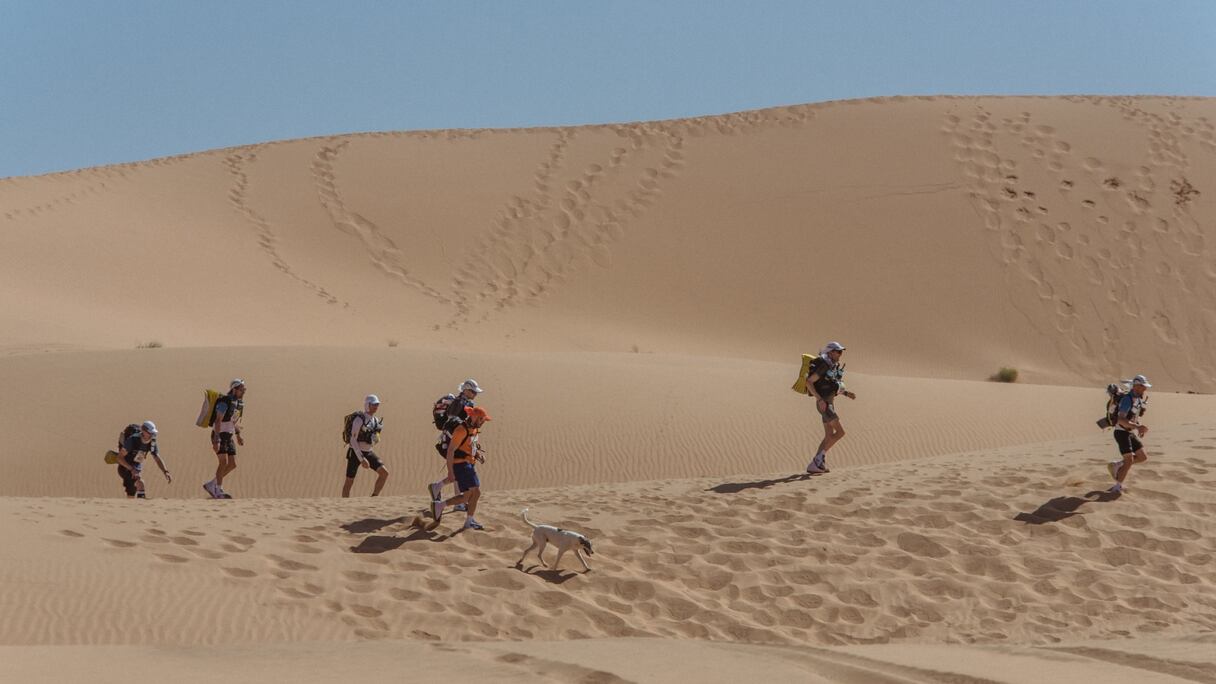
[1014,490,1121,524]
[341,516,410,534]
[707,473,815,494]
[514,563,584,584]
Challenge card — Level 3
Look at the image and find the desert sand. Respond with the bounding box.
[1,95,1214,682]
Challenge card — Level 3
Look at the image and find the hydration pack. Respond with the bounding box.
[1097,382,1145,429]
[432,393,457,430]
[119,423,143,446]
[342,412,382,445]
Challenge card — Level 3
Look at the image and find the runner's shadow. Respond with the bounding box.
[707,473,814,494]
[350,526,448,553]
[1014,490,1119,525]
[341,516,409,534]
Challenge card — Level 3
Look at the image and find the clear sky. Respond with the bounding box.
[2,1,1214,178]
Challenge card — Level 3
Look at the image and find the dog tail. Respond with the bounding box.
[520,507,538,529]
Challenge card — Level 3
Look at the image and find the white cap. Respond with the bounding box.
[365,394,381,406]
[824,341,846,352]
[1130,374,1152,388]
[460,379,483,394]
[141,420,158,435]
[230,378,246,390]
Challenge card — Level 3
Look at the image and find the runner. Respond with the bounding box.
[805,341,856,474]
[1107,374,1151,494]
[116,421,171,499]
[430,406,490,531]
[204,379,246,499]
[428,379,483,503]
[343,394,389,497]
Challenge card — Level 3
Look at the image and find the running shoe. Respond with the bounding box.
[430,499,445,521]
[427,481,443,500]
[806,461,827,474]
[203,481,219,499]
[453,503,468,512]
[1109,482,1124,494]
[463,518,484,530]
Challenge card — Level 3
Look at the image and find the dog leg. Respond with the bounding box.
[536,540,549,568]
[554,546,567,570]
[575,548,591,572]
[517,540,540,567]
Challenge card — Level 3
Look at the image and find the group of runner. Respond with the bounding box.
[801,341,1153,494]
[111,346,1155,507]
[111,377,492,528]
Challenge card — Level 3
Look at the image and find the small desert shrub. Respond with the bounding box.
[137,341,164,349]
[387,339,399,348]
[994,367,1018,383]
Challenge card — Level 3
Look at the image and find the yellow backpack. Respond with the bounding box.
[195,389,223,428]
[791,353,815,395]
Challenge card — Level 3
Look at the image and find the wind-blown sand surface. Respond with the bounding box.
[2,95,1215,681]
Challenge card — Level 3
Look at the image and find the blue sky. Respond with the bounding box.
[2,1,1214,178]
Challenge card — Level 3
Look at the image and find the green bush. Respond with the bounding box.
[136,341,164,349]
[994,367,1018,383]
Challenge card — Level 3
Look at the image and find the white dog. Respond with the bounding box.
[518,508,594,572]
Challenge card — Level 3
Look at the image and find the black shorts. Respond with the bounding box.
[214,432,237,456]
[346,449,384,478]
[1114,429,1143,455]
[118,464,142,497]
[816,398,839,423]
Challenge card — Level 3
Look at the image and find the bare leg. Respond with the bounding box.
[372,466,389,496]
[342,477,355,497]
[464,487,481,519]
[1116,449,1148,483]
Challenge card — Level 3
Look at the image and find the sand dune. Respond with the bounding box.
[2,96,1215,681]
[2,96,1214,387]
[2,423,1214,681]
[3,346,1215,498]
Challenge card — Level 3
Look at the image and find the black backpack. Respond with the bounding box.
[342,412,382,444]
[432,394,456,429]
[1098,383,1144,429]
[118,423,155,449]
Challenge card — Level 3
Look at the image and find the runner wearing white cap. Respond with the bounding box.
[428,379,484,503]
[1107,374,1151,494]
[343,394,389,497]
[116,421,171,499]
[805,342,856,474]
[204,379,246,499]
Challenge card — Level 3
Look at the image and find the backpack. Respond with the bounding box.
[195,389,223,428]
[432,393,457,429]
[342,412,360,444]
[341,411,382,444]
[791,354,814,394]
[120,423,142,446]
[116,423,155,455]
[1098,383,1127,429]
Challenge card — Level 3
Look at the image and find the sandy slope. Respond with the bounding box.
[2,346,1215,498]
[2,96,1216,681]
[2,96,1215,388]
[2,424,1213,681]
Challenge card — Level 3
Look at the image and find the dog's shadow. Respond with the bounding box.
[513,563,584,584]
[707,473,814,494]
